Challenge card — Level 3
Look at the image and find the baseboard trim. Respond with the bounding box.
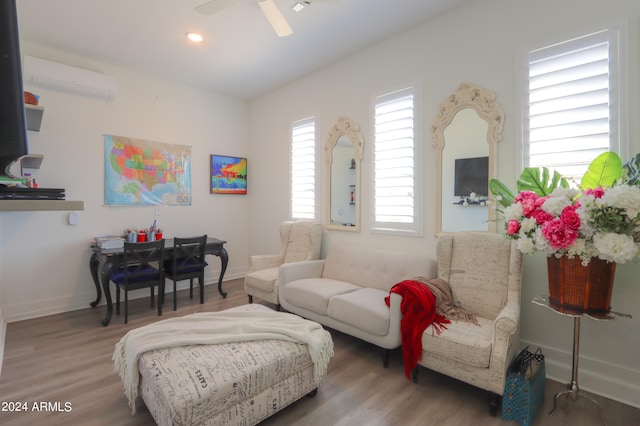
[521,338,640,409]
[3,271,245,323]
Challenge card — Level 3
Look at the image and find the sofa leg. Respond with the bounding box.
[248,295,253,303]
[307,389,318,397]
[276,304,281,311]
[411,366,418,383]
[489,392,500,417]
[382,349,390,368]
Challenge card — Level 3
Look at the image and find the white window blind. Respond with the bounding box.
[291,118,315,220]
[372,85,422,235]
[524,28,620,181]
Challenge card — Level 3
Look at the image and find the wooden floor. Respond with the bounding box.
[1,278,638,425]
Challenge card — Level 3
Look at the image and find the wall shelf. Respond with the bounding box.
[25,104,44,131]
[0,200,84,211]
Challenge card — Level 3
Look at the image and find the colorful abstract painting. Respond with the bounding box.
[210,155,247,194]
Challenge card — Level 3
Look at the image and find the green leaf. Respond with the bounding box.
[489,179,515,207]
[581,152,622,189]
[622,153,640,186]
[516,167,569,196]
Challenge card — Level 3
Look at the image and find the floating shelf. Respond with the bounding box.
[20,154,44,169]
[25,104,44,131]
[0,200,84,211]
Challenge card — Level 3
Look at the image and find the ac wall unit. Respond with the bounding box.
[23,56,116,101]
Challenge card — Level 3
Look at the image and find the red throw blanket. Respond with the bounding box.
[385,279,450,379]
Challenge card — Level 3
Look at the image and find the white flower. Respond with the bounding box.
[593,232,638,264]
[503,202,523,221]
[542,193,574,216]
[520,217,538,233]
[516,237,536,254]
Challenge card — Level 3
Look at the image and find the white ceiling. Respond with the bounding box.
[16,0,475,100]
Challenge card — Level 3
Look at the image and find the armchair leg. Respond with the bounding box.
[382,349,390,368]
[489,392,500,417]
[276,304,281,311]
[199,277,204,304]
[248,295,253,303]
[189,279,194,298]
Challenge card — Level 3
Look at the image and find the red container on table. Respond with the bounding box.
[137,232,147,243]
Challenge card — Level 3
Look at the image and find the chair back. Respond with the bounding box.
[111,239,165,286]
[167,235,208,279]
[283,221,323,263]
[436,232,522,319]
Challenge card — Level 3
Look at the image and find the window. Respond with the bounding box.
[520,27,622,182]
[372,85,422,236]
[291,117,316,219]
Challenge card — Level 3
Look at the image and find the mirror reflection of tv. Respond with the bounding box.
[454,156,488,197]
[0,0,29,179]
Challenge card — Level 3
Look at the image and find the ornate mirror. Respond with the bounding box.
[325,117,364,231]
[433,83,504,234]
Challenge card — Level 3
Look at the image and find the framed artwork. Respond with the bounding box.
[104,135,192,206]
[210,154,247,194]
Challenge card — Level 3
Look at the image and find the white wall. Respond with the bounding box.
[0,43,251,323]
[248,0,640,407]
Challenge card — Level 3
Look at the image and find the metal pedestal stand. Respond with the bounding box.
[532,296,632,425]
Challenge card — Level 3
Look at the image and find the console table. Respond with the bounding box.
[89,237,228,326]
[532,296,631,423]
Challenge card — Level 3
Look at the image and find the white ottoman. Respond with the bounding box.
[136,304,331,426]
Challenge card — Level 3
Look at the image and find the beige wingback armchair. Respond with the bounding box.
[413,232,523,416]
[244,220,323,310]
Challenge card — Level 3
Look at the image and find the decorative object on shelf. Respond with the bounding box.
[210,154,247,194]
[490,151,640,313]
[454,192,487,206]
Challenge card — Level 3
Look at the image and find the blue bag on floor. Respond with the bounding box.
[502,346,545,426]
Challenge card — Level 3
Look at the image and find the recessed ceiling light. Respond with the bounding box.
[291,1,310,13]
[186,32,204,43]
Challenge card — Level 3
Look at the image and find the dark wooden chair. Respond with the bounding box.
[109,239,165,324]
[163,235,208,310]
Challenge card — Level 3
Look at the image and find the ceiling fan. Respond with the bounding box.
[195,0,335,37]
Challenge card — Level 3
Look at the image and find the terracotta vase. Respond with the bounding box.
[546,255,616,313]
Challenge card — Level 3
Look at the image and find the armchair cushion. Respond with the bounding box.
[244,267,279,292]
[422,317,494,368]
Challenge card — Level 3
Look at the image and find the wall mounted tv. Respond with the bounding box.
[454,156,488,197]
[0,0,29,179]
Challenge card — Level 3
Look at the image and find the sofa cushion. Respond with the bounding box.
[328,288,390,336]
[244,267,279,292]
[282,278,361,315]
[421,316,494,368]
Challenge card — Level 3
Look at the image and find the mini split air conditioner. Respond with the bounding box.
[23,56,116,101]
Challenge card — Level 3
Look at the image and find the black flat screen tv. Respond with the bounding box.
[454,156,488,197]
[0,0,29,178]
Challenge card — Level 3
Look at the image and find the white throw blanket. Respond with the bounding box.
[113,309,334,414]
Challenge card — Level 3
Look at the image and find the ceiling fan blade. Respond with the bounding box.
[195,0,237,16]
[258,0,292,37]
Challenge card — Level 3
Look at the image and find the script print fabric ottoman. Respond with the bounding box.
[132,304,331,426]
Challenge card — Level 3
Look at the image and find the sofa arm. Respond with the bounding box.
[248,254,284,273]
[279,259,325,286]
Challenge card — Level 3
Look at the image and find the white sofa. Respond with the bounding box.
[278,243,433,366]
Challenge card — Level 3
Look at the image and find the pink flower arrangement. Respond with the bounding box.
[502,186,640,264]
